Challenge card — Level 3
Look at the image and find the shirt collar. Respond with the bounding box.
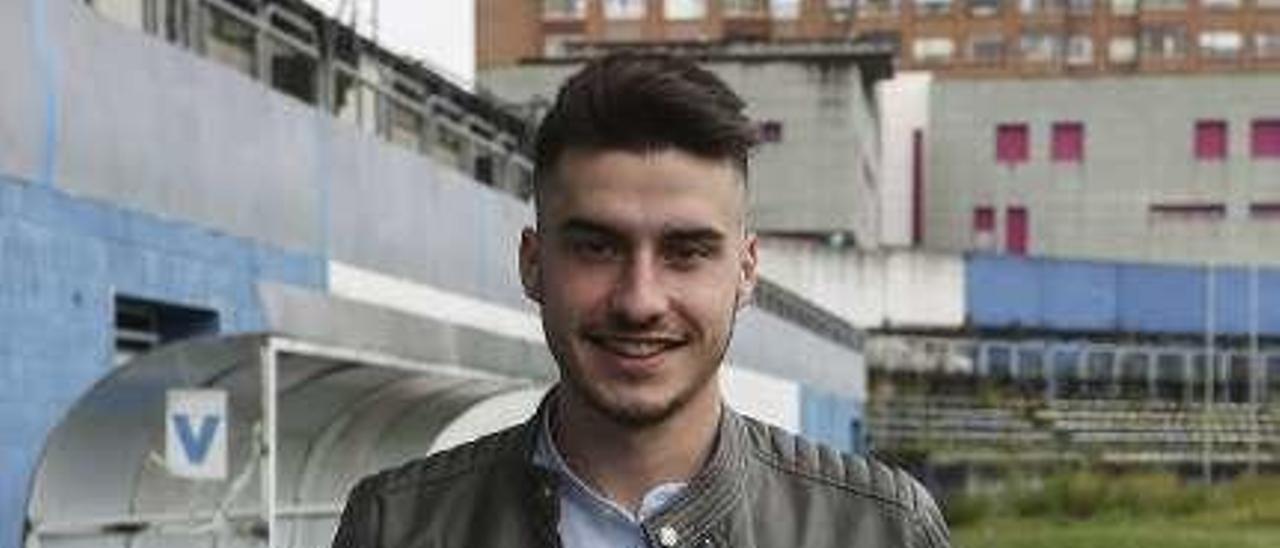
[533,398,687,523]
[521,385,749,544]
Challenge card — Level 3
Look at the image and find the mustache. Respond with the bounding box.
[583,326,688,342]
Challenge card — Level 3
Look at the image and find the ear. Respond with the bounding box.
[519,227,543,304]
[736,233,759,310]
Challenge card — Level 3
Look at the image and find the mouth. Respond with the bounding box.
[585,333,687,360]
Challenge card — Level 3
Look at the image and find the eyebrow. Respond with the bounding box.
[556,218,727,243]
[558,219,621,239]
[661,227,726,245]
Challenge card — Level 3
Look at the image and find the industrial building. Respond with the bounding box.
[1,1,870,547]
[916,74,1280,264]
[478,3,1280,265]
[478,0,1280,77]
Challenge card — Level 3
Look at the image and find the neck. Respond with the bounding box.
[551,383,722,514]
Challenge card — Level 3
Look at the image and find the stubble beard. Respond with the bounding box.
[556,294,742,430]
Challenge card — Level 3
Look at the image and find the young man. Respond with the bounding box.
[333,53,950,548]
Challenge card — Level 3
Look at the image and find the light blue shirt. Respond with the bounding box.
[533,415,687,548]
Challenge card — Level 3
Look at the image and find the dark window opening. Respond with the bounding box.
[1149,203,1227,222]
[475,155,495,185]
[757,120,784,143]
[114,295,219,366]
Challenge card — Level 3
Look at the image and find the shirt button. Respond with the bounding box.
[658,526,680,547]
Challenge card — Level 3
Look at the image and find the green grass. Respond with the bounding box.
[956,517,1280,548]
[947,473,1280,548]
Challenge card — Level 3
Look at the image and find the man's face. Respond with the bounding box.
[521,148,758,427]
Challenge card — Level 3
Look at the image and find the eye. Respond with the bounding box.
[664,241,715,269]
[569,236,620,262]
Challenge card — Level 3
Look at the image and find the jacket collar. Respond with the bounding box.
[517,385,748,547]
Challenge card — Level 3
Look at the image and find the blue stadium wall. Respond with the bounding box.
[0,173,326,545]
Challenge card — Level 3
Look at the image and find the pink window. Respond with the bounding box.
[996,123,1029,164]
[1195,120,1227,161]
[1051,122,1084,163]
[1252,119,1280,158]
[973,206,996,250]
[974,207,996,231]
[1006,207,1028,255]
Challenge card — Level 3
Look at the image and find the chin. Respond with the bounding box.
[575,372,711,428]
[596,394,683,427]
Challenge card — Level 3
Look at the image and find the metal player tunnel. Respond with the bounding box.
[25,334,548,548]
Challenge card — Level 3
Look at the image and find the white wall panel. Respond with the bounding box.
[720,366,801,432]
[882,250,965,328]
[876,72,933,248]
[329,261,544,343]
[759,240,965,329]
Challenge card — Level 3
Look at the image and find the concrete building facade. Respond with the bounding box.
[922,74,1280,264]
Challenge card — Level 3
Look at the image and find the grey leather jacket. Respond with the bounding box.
[332,399,951,548]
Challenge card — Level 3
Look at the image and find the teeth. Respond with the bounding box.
[597,338,671,357]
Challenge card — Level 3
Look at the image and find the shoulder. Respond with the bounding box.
[352,421,530,498]
[333,422,536,547]
[737,414,950,546]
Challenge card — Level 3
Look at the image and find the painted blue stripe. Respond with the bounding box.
[30,0,59,187]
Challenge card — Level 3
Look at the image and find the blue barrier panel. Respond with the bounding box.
[966,254,1040,329]
[1212,267,1280,336]
[800,386,864,455]
[1263,271,1280,335]
[1212,267,1251,336]
[966,255,1280,336]
[1039,259,1119,332]
[1118,264,1205,334]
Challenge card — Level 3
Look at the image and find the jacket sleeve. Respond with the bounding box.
[332,477,382,548]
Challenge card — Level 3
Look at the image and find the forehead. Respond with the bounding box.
[539,148,747,233]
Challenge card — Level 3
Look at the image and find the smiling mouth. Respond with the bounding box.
[586,334,686,359]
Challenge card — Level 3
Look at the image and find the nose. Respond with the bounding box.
[608,253,668,328]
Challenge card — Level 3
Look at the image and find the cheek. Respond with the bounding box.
[540,266,611,316]
[677,274,744,324]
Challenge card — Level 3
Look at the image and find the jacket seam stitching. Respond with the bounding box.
[375,450,515,497]
[747,444,913,518]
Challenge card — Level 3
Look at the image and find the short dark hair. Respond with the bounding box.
[532,52,758,203]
